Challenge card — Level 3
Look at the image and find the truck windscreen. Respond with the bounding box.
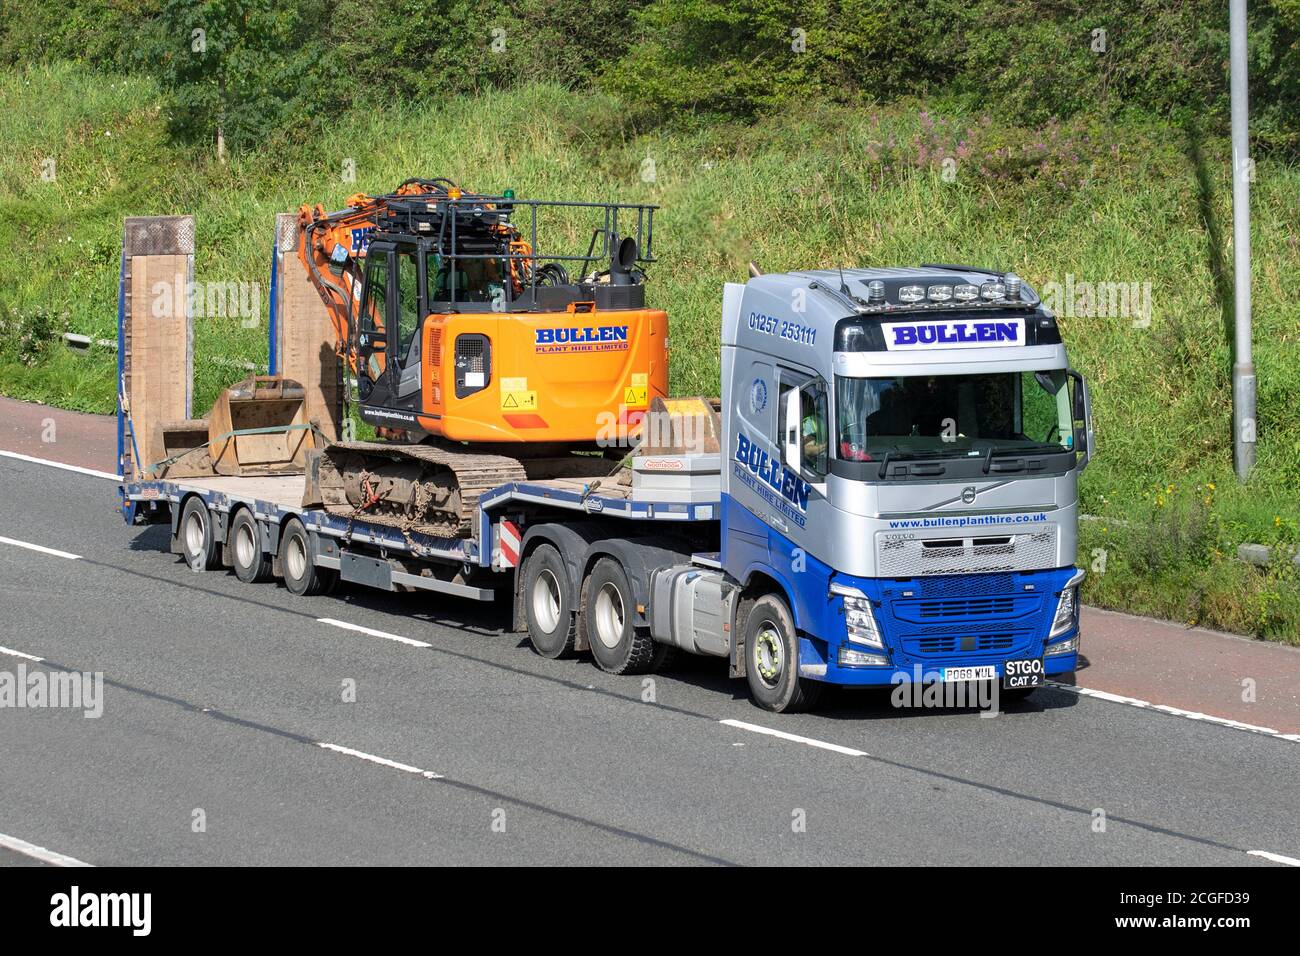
[835,370,1073,462]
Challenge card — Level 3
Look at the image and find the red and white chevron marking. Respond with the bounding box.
[497,519,522,569]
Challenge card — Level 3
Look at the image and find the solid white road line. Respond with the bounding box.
[317,618,432,649]
[0,535,81,561]
[1049,681,1298,744]
[316,742,442,779]
[1247,850,1300,867]
[0,832,93,867]
[0,645,44,662]
[0,448,120,481]
[720,718,869,757]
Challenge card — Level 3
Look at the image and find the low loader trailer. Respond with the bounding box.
[121,265,1093,713]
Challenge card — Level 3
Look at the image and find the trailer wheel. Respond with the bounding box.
[585,557,659,675]
[179,496,221,572]
[743,593,823,713]
[279,517,336,596]
[522,544,576,658]
[230,508,270,584]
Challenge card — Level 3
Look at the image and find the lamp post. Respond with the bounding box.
[1230,0,1256,481]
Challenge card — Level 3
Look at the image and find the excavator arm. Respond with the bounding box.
[295,178,490,377]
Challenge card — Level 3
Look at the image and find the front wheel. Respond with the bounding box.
[743,593,823,713]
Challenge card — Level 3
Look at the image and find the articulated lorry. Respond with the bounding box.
[120,218,1092,712]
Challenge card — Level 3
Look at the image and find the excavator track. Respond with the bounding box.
[315,441,528,538]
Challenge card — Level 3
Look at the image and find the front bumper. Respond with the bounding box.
[798,636,1078,686]
[800,566,1082,686]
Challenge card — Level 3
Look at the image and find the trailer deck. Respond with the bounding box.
[122,461,722,601]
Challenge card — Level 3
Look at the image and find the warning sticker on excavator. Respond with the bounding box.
[623,372,648,408]
[500,378,538,412]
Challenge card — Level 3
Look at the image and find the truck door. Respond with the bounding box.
[773,365,831,549]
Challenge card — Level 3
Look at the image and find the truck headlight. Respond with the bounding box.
[1049,570,1085,638]
[831,582,884,650]
[1045,636,1079,656]
[839,646,890,667]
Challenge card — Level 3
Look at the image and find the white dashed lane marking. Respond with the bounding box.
[317,618,433,649]
[0,832,93,867]
[316,742,443,779]
[1248,849,1300,867]
[720,718,869,756]
[0,535,81,561]
[0,448,119,481]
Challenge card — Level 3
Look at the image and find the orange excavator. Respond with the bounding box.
[293,178,669,535]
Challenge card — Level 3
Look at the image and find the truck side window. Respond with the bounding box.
[395,249,421,365]
[778,374,829,480]
[799,382,829,478]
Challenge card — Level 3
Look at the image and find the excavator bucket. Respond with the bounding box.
[152,418,215,479]
[207,376,316,476]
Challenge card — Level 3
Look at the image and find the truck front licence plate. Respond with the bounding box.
[941,665,996,683]
[1002,658,1044,689]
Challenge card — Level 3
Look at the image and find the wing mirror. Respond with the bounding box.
[1067,369,1094,470]
[783,386,802,474]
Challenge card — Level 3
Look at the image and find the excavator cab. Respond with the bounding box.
[355,240,426,421]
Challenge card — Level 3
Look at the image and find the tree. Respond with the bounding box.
[150,0,326,159]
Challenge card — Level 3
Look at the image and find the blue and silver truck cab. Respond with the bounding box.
[710,266,1093,711]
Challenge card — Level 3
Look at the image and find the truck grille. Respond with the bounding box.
[916,597,1016,618]
[908,633,1019,656]
[876,529,1057,575]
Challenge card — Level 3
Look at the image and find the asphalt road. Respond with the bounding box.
[0,455,1297,866]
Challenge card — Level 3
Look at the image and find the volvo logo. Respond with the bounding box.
[961,486,978,504]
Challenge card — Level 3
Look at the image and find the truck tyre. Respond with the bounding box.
[522,544,576,658]
[279,517,336,596]
[179,496,221,572]
[743,593,823,713]
[230,508,270,584]
[585,557,658,675]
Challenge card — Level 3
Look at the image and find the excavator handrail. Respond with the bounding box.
[294,179,659,379]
